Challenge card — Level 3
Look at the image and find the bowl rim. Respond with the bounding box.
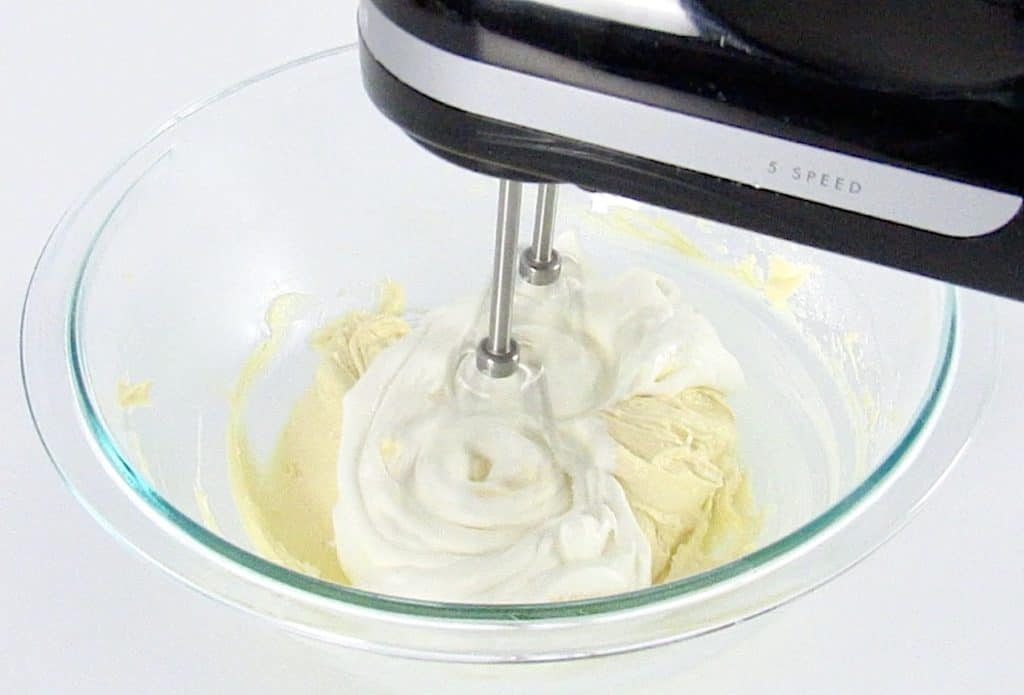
[20,44,997,659]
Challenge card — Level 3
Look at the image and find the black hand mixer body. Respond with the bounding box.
[358,0,1024,301]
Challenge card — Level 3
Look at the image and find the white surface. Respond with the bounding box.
[361,1,1021,237]
[1,2,1022,692]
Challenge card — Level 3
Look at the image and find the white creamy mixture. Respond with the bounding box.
[333,255,745,602]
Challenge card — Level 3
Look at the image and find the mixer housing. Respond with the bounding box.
[358,0,1024,300]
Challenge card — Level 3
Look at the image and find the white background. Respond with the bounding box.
[2,2,1022,692]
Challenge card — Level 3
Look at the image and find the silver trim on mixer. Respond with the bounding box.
[526,0,702,38]
[359,2,1022,238]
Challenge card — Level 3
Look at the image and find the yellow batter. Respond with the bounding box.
[227,285,407,582]
[117,378,152,409]
[606,388,757,582]
[228,282,758,590]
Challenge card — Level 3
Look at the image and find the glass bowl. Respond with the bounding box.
[21,45,999,689]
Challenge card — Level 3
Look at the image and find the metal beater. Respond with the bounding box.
[475,182,562,379]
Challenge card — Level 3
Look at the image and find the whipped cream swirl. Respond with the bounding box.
[333,255,743,602]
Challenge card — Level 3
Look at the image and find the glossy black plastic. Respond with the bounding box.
[361,1,1024,299]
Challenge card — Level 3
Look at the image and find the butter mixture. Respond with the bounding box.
[229,253,758,603]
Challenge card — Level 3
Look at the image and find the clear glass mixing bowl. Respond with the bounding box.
[21,45,1000,688]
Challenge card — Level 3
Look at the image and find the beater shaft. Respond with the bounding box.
[476,179,523,378]
[519,183,562,285]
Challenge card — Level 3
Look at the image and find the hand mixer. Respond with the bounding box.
[357,0,1024,377]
